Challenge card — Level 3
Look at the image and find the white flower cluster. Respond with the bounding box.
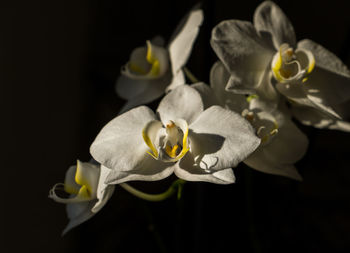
[49,2,350,234]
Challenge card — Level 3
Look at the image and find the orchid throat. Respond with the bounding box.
[142,119,190,162]
[271,43,315,83]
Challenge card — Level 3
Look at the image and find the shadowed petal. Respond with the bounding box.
[292,105,350,132]
[244,148,302,181]
[174,152,235,184]
[189,106,260,169]
[210,61,250,112]
[62,201,96,235]
[191,82,220,109]
[254,1,296,49]
[92,165,115,213]
[298,39,350,79]
[211,20,274,92]
[116,72,171,114]
[263,118,309,165]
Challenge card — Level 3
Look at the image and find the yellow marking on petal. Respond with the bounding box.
[177,122,190,160]
[142,127,159,159]
[129,62,147,75]
[270,128,278,136]
[165,144,179,158]
[75,160,93,196]
[146,40,160,76]
[272,48,284,82]
[246,94,258,103]
[307,53,315,74]
[77,185,91,199]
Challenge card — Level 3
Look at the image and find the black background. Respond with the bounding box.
[2,0,350,252]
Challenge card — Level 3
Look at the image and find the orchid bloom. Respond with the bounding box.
[209,61,308,180]
[211,1,350,132]
[115,7,203,113]
[90,85,260,185]
[49,160,115,235]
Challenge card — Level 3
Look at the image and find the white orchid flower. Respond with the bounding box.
[115,7,204,113]
[49,160,115,235]
[209,61,309,180]
[90,85,260,185]
[211,0,350,132]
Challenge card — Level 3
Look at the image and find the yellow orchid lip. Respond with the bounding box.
[142,119,190,163]
[271,43,315,83]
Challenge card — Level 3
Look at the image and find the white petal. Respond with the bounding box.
[91,165,115,213]
[168,8,203,74]
[191,82,220,109]
[244,148,302,181]
[74,160,100,197]
[165,69,186,92]
[151,35,165,47]
[157,85,204,125]
[174,152,235,184]
[210,61,249,112]
[254,1,296,49]
[49,183,89,204]
[90,106,158,172]
[298,39,350,79]
[115,75,150,100]
[263,118,309,165]
[276,79,341,119]
[105,163,174,184]
[122,41,169,80]
[63,165,80,194]
[211,20,274,92]
[292,105,350,132]
[303,66,350,117]
[49,161,100,204]
[116,73,171,114]
[62,201,96,235]
[189,106,261,169]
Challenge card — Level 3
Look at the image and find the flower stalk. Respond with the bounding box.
[120,179,186,202]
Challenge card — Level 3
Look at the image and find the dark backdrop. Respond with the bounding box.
[2,0,350,252]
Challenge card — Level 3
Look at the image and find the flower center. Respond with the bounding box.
[164,122,181,158]
[123,40,169,80]
[242,109,278,145]
[49,161,98,204]
[271,43,315,83]
[142,119,190,162]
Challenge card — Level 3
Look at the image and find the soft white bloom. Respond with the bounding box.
[211,0,350,132]
[209,61,309,180]
[115,7,204,113]
[90,85,260,185]
[49,160,115,235]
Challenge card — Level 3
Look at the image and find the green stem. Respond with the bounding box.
[184,67,200,83]
[120,179,186,202]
